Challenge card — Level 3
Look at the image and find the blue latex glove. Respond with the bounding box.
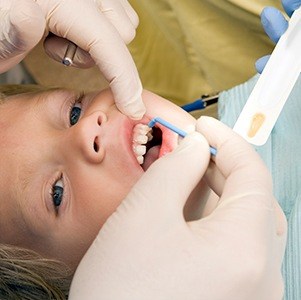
[256,0,301,73]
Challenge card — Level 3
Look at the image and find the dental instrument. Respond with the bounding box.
[62,42,77,66]
[181,94,219,112]
[233,6,301,146]
[148,117,217,156]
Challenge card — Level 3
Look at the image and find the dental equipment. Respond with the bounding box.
[62,42,77,66]
[148,117,217,156]
[181,94,219,112]
[233,7,301,146]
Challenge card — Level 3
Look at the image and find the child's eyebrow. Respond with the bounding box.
[32,89,80,127]
[15,158,50,240]
[33,89,73,105]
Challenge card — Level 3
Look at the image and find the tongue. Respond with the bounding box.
[142,146,160,171]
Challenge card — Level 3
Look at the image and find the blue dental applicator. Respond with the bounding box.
[181,94,219,112]
[148,117,217,156]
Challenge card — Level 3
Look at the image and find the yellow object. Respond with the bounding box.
[128,0,281,105]
[24,0,282,109]
[248,112,266,138]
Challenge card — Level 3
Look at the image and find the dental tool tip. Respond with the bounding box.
[210,147,217,156]
[148,119,157,128]
[62,57,73,66]
[148,117,217,156]
[62,42,77,66]
[148,117,187,137]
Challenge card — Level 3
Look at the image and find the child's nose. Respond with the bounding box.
[69,111,107,164]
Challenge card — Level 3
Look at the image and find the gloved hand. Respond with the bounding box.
[256,0,301,73]
[0,0,144,119]
[69,117,287,300]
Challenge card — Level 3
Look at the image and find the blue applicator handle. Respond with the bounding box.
[181,99,206,112]
[181,94,219,112]
[148,117,217,156]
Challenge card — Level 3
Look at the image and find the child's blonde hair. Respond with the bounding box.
[0,244,72,299]
[0,84,59,101]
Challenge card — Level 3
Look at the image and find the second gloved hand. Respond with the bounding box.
[0,0,145,119]
[69,117,287,300]
[256,0,301,73]
[0,0,45,73]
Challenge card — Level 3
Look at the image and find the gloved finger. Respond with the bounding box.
[195,117,287,241]
[261,7,288,43]
[44,35,95,68]
[96,0,138,44]
[282,0,301,17]
[125,132,210,218]
[39,0,145,119]
[255,55,270,74]
[118,0,139,28]
[0,0,45,72]
[204,160,225,197]
[196,117,273,206]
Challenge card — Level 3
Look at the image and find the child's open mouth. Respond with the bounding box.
[142,126,162,171]
[132,122,176,171]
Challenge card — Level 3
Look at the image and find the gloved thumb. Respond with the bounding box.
[0,0,45,73]
[124,132,210,219]
[197,116,273,204]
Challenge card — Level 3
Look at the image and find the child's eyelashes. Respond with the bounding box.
[48,92,85,215]
[70,103,82,126]
[52,177,64,212]
[69,93,84,126]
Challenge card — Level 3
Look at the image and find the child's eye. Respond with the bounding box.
[52,179,64,209]
[70,102,82,126]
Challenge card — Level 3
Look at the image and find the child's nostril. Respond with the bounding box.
[97,116,102,126]
[93,137,99,152]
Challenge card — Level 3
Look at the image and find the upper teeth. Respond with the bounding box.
[132,124,153,165]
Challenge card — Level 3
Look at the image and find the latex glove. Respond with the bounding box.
[256,0,301,73]
[69,117,287,300]
[0,0,144,119]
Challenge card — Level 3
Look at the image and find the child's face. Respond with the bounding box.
[0,88,195,267]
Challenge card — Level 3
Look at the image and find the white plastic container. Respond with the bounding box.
[233,7,301,146]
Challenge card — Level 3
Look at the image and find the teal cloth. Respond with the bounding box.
[218,74,301,300]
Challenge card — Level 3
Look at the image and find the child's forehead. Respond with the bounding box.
[0,88,77,109]
[0,90,75,134]
[0,84,62,95]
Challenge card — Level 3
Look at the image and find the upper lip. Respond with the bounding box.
[117,115,152,168]
[132,116,178,161]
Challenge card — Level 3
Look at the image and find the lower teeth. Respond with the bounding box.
[141,146,160,171]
